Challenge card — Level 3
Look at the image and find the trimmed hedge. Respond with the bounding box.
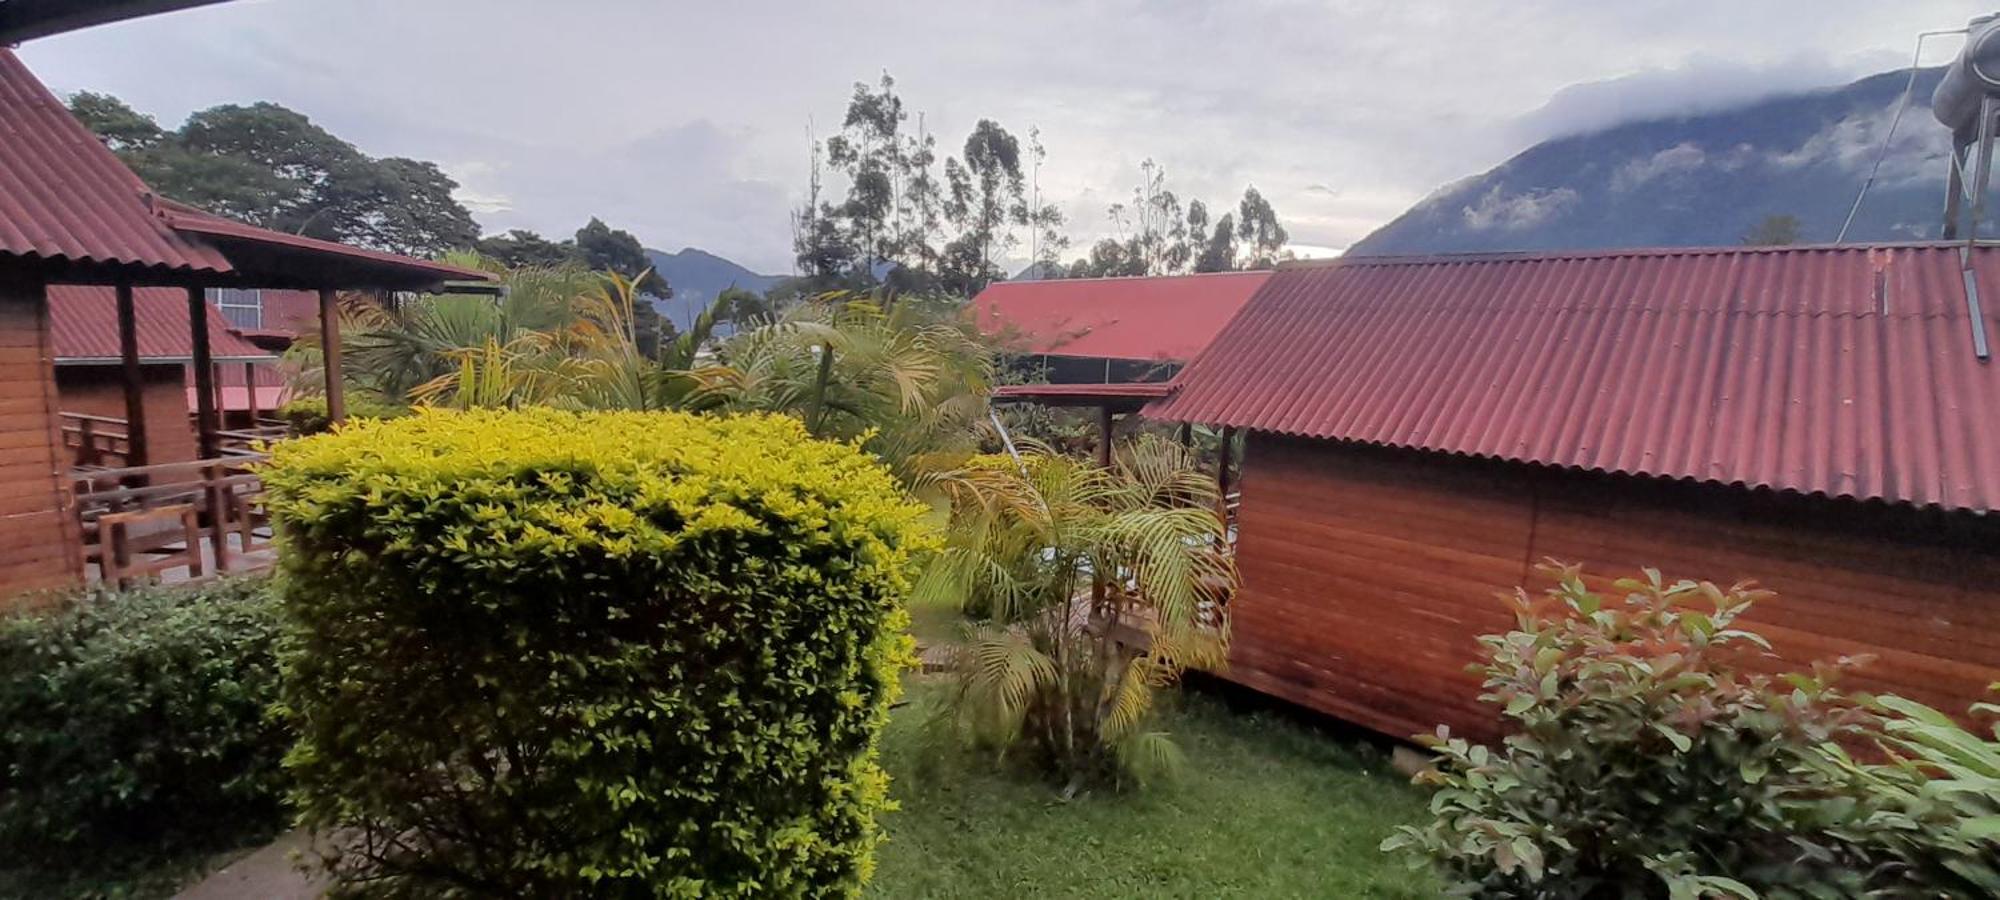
[265,409,927,897]
[0,577,289,870]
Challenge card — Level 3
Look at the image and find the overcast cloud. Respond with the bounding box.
[16,0,1989,272]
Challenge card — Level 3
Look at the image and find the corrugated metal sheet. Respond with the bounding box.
[969,271,1270,361]
[0,48,232,274]
[163,203,495,285]
[48,285,274,362]
[1146,244,2000,512]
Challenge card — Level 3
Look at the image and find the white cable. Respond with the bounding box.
[1837,28,1967,242]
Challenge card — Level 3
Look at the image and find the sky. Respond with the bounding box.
[16,0,1993,273]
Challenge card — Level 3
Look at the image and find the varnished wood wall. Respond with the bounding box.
[1228,433,2000,744]
[0,265,83,606]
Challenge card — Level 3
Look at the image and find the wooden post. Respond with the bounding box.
[318,288,345,424]
[1177,421,1192,446]
[114,282,148,466]
[206,464,232,574]
[1215,425,1235,522]
[244,362,259,425]
[77,418,97,467]
[1096,405,1114,469]
[212,362,226,429]
[187,287,219,460]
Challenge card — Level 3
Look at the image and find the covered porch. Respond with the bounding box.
[990,380,1240,533]
[0,41,496,596]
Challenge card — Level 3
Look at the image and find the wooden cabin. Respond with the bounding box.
[48,286,283,466]
[0,47,491,601]
[1145,246,2000,743]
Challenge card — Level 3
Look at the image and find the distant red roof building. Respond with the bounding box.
[47,286,274,363]
[969,272,1270,363]
[1146,244,2000,512]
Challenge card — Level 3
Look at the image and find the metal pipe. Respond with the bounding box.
[1961,246,1992,361]
[987,407,1027,475]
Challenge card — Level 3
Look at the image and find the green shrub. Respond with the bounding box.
[1382,564,1879,898]
[1808,691,2000,895]
[277,393,408,435]
[265,408,927,897]
[0,577,288,870]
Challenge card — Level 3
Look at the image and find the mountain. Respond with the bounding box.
[1349,68,1956,256]
[645,247,784,331]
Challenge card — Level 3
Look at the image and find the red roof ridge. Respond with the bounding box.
[1300,240,1995,270]
[982,270,1274,287]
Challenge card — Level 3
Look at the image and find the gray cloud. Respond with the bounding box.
[1461,185,1580,231]
[14,0,1982,268]
[1612,142,1707,192]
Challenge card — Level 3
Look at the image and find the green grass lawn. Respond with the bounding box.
[870,680,1439,898]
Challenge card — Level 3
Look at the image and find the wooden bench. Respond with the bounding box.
[91,503,203,588]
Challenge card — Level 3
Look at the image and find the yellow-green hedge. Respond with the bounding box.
[265,409,926,897]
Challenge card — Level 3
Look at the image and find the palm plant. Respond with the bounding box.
[914,436,1234,793]
[671,291,992,481]
[295,254,606,405]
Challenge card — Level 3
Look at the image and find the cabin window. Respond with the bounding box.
[209,288,263,330]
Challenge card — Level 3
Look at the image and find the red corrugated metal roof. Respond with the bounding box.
[1146,244,2000,512]
[48,285,275,363]
[969,272,1270,361]
[0,48,232,274]
[161,202,494,284]
[0,49,494,290]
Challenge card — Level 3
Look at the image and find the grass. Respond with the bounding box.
[870,679,1439,898]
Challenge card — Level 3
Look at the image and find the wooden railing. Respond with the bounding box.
[215,419,293,457]
[59,412,133,469]
[71,455,273,586]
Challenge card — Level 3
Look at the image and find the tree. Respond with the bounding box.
[66,91,163,151]
[1743,214,1802,246]
[331,157,480,256]
[918,437,1234,792]
[573,218,669,296]
[942,119,1027,295]
[1235,186,1289,268]
[795,74,1060,298]
[68,93,481,257]
[1193,211,1238,273]
[474,230,576,269]
[1061,162,1284,279]
[572,218,671,358]
[669,291,992,481]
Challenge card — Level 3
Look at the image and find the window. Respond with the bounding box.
[209,288,263,330]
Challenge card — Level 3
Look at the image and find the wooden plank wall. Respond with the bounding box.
[1227,433,2000,744]
[0,265,83,607]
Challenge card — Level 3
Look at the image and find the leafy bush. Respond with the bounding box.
[265,408,927,897]
[0,577,288,870]
[914,437,1234,793]
[1808,691,2000,895]
[1382,565,1878,898]
[277,393,409,435]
